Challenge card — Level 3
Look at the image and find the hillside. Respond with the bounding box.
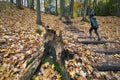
[0,2,120,80]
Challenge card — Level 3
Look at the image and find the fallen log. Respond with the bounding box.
[21,49,44,80]
[26,46,44,67]
[94,64,120,71]
[94,49,120,54]
[77,36,108,39]
[80,40,117,45]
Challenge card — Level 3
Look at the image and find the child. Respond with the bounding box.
[89,10,101,41]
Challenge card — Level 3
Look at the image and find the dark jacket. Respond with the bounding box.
[90,17,98,29]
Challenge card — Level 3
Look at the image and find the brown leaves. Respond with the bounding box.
[32,62,61,80]
[65,59,87,79]
[0,2,44,80]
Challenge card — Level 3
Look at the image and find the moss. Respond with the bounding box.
[35,29,42,35]
[42,57,64,77]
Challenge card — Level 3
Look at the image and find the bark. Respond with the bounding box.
[80,40,117,44]
[21,28,72,80]
[27,0,30,8]
[93,49,120,54]
[16,0,22,9]
[44,0,45,12]
[42,28,71,79]
[10,0,13,3]
[81,0,88,21]
[30,0,34,10]
[59,0,64,20]
[94,64,120,71]
[21,48,44,80]
[26,46,44,67]
[118,0,120,17]
[36,0,41,25]
[78,36,107,39]
[21,0,23,5]
[56,0,58,15]
[70,0,74,18]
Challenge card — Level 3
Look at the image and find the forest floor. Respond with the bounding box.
[0,2,120,80]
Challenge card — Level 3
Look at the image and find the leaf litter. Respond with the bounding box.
[0,2,120,80]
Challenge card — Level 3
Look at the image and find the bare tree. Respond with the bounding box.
[30,0,34,10]
[59,0,64,19]
[10,0,13,3]
[82,0,88,21]
[118,0,120,17]
[27,0,30,8]
[56,0,58,15]
[36,0,41,25]
[16,0,22,9]
[70,0,74,18]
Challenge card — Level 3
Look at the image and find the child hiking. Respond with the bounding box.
[89,10,101,41]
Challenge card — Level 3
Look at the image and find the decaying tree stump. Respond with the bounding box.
[21,26,72,80]
[41,27,72,79]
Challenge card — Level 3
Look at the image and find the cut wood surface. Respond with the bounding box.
[94,64,120,71]
[80,40,117,44]
[94,49,120,54]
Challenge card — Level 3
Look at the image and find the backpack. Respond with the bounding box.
[90,18,98,28]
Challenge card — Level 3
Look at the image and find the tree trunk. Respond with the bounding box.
[30,0,34,10]
[16,0,22,9]
[56,0,58,15]
[118,0,120,17]
[10,0,13,3]
[59,0,64,20]
[36,0,41,25]
[27,0,30,8]
[21,0,23,5]
[16,0,18,7]
[70,0,74,18]
[82,0,88,21]
[21,28,72,80]
[42,29,71,80]
[44,0,46,12]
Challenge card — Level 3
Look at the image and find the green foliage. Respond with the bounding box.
[74,1,83,17]
[95,0,118,16]
[35,29,42,35]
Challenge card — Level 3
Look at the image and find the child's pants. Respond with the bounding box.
[89,27,101,40]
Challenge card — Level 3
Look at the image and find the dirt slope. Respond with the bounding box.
[0,2,120,80]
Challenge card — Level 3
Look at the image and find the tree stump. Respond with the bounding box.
[41,27,72,79]
[21,27,73,80]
